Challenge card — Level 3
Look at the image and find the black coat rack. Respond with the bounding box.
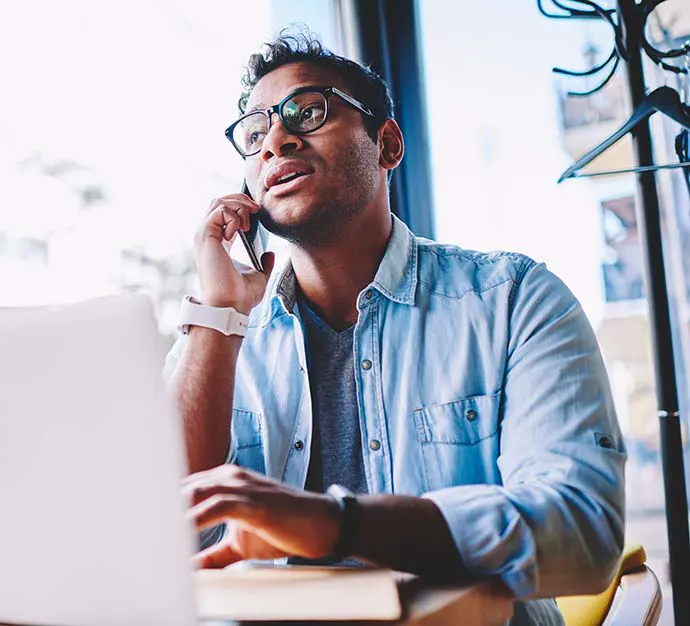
[537,1,690,624]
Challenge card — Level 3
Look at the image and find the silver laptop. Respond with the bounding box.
[0,294,198,626]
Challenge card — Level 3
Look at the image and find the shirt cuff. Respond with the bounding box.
[423,485,538,597]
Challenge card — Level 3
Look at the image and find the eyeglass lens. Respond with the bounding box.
[233,91,328,155]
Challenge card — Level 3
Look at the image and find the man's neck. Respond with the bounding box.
[290,210,393,331]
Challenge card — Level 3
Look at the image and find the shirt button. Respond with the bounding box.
[465,409,477,421]
[361,359,372,370]
[365,290,373,299]
[294,440,304,451]
[599,435,614,449]
[369,439,381,451]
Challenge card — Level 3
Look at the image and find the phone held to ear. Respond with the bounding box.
[238,181,266,272]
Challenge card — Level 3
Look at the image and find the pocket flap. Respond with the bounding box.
[415,392,501,445]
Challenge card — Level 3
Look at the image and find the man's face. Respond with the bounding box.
[243,62,381,247]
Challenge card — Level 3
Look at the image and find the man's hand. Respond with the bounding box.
[184,465,340,569]
[184,466,467,580]
[195,194,274,314]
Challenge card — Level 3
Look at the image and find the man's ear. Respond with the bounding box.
[378,119,404,170]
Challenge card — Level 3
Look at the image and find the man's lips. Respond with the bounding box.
[264,161,315,191]
[265,171,314,197]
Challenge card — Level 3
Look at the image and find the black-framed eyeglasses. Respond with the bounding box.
[225,86,375,158]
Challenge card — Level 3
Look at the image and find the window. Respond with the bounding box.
[601,195,645,303]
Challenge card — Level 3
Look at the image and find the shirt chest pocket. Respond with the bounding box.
[231,409,265,474]
[413,392,502,490]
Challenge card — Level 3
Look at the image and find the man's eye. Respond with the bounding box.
[246,129,265,146]
[298,103,325,126]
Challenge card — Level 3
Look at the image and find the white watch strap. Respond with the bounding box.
[177,296,248,337]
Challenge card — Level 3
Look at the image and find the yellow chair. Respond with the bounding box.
[557,544,662,626]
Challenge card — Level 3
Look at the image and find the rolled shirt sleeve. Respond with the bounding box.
[424,261,626,598]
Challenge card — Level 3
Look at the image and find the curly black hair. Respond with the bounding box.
[238,29,394,143]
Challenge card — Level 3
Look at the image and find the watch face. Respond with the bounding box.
[328,484,356,499]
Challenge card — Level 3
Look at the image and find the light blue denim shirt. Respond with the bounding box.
[166,215,625,599]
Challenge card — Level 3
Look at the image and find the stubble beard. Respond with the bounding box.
[257,139,379,249]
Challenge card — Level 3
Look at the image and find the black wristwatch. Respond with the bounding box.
[326,484,359,562]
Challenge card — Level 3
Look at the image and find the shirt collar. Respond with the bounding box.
[256,214,418,326]
[370,214,418,305]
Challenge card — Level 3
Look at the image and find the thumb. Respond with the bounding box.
[193,541,243,569]
[261,251,276,279]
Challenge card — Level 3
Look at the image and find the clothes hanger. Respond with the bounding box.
[559,85,690,182]
[538,0,626,97]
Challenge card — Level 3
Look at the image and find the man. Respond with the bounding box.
[166,33,625,625]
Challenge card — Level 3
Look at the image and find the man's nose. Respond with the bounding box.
[260,112,303,161]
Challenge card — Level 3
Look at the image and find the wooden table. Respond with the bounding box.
[394,577,514,625]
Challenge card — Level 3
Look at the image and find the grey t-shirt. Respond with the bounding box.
[298,296,368,495]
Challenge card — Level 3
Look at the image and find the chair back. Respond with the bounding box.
[557,544,661,626]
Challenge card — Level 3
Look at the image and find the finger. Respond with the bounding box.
[217,199,253,231]
[183,482,234,507]
[229,525,291,560]
[218,209,241,242]
[237,206,249,231]
[218,191,260,213]
[205,197,231,218]
[181,467,214,488]
[182,469,258,507]
[185,482,255,507]
[181,470,233,501]
[212,199,248,232]
[260,252,275,279]
[195,206,236,244]
[206,195,256,217]
[193,541,243,569]
[181,464,246,489]
[222,221,239,242]
[188,494,253,530]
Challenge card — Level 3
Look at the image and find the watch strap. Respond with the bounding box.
[177,295,248,337]
[326,484,358,562]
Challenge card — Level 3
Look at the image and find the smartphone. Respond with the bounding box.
[238,180,266,272]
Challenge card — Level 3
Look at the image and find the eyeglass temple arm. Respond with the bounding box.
[331,87,375,118]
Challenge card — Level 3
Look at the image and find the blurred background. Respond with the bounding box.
[1,1,689,622]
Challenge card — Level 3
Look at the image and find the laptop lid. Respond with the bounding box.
[0,294,197,626]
